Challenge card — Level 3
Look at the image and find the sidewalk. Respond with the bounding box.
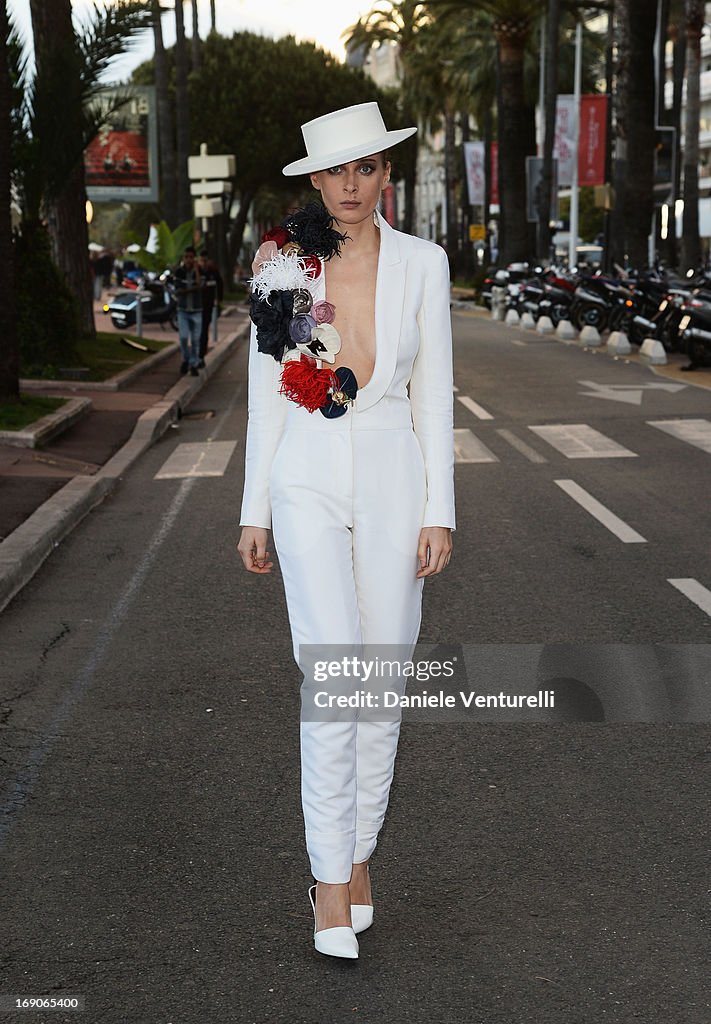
[0,302,250,612]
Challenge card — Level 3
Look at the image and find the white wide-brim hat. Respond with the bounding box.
[282,102,417,176]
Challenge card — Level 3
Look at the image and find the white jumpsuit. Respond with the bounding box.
[239,211,456,883]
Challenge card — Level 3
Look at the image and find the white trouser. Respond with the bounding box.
[270,396,426,883]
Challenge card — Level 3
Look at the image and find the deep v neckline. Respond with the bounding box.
[322,223,382,396]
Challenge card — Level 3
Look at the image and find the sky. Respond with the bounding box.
[6,0,376,80]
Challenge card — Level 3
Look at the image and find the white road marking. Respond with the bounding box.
[453,428,499,463]
[668,579,711,618]
[457,395,494,420]
[495,428,548,463]
[578,380,686,405]
[154,441,237,479]
[647,418,711,454]
[529,423,637,459]
[510,338,527,347]
[554,479,647,543]
[453,385,459,392]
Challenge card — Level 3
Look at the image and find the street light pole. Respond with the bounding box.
[568,19,583,270]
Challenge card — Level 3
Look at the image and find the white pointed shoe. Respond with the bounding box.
[350,903,374,934]
[308,885,359,959]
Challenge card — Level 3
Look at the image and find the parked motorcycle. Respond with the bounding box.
[104,272,178,331]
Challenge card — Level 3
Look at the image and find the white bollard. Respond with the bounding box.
[639,337,667,365]
[505,308,520,325]
[536,316,554,334]
[556,319,577,340]
[579,325,602,346]
[521,312,536,329]
[607,330,631,355]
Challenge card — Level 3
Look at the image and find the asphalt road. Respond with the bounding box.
[0,313,709,1023]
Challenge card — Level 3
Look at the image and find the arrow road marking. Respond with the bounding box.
[555,480,647,543]
[577,380,687,405]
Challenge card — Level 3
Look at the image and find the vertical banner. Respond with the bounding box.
[578,95,608,186]
[84,86,159,203]
[490,142,499,206]
[553,95,578,187]
[463,141,486,206]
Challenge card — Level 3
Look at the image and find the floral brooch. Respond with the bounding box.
[248,202,359,418]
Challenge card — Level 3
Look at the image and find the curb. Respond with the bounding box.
[0,397,93,449]
[18,340,179,393]
[0,322,249,615]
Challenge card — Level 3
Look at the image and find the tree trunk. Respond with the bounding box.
[626,0,657,268]
[0,0,19,401]
[495,26,530,264]
[610,0,630,266]
[444,105,458,272]
[210,0,216,33]
[30,0,94,337]
[152,0,177,226]
[174,0,192,222]
[537,0,560,262]
[191,0,200,71]
[681,0,704,270]
[228,189,256,273]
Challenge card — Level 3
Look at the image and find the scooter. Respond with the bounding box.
[104,272,178,332]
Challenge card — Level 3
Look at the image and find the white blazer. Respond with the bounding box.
[239,209,456,532]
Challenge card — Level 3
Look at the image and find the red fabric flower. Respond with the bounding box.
[301,255,323,280]
[262,226,289,248]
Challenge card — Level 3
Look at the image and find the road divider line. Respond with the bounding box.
[457,395,494,420]
[495,429,548,463]
[554,479,647,543]
[453,428,499,463]
[668,579,711,618]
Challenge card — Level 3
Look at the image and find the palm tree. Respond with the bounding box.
[0,0,19,401]
[209,0,216,33]
[174,0,192,221]
[681,0,704,270]
[152,0,177,226]
[537,0,560,261]
[344,1,430,233]
[625,0,657,268]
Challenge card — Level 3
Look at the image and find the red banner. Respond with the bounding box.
[490,142,499,206]
[578,95,608,187]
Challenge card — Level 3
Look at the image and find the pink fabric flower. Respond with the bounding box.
[251,240,278,275]
[312,300,336,325]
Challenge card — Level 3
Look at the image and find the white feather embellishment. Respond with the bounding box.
[250,252,314,300]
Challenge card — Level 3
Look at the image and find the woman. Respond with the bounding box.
[237,102,455,959]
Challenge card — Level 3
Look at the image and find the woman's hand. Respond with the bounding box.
[416,527,452,578]
[237,526,274,573]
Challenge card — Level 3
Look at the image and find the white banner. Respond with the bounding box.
[553,95,578,187]
[463,141,486,206]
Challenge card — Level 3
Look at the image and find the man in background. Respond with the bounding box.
[173,246,203,376]
[197,251,224,367]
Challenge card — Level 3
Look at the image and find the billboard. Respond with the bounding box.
[463,141,485,206]
[578,95,608,187]
[84,85,159,203]
[553,95,577,187]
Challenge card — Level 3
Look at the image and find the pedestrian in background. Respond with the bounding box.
[197,250,224,366]
[173,245,203,376]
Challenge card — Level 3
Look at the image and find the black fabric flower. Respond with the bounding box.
[281,202,349,260]
[249,289,295,362]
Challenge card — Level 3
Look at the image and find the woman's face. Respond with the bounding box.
[309,154,390,227]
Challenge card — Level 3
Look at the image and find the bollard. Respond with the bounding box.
[579,325,602,346]
[135,290,144,338]
[607,331,631,355]
[491,285,507,321]
[505,308,520,325]
[556,319,577,340]
[639,338,667,365]
[536,316,554,334]
[521,312,536,329]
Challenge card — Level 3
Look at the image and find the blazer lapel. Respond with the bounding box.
[355,208,405,412]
